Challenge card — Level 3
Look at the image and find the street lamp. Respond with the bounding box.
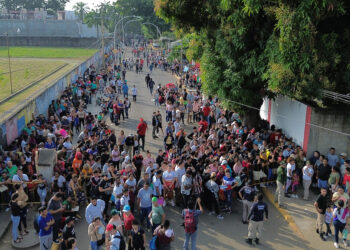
[113,15,141,50]
[123,18,143,45]
[142,22,161,40]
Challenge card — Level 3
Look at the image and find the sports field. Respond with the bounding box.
[0,46,97,58]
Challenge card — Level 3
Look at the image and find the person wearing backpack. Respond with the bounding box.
[106,223,125,250]
[182,197,203,250]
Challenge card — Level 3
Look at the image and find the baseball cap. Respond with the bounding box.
[123,205,131,212]
[106,223,115,232]
[152,197,158,203]
[65,216,75,224]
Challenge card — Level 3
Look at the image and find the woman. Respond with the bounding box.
[10,193,22,243]
[302,161,314,200]
[118,130,126,152]
[222,169,237,213]
[36,174,47,205]
[162,165,177,207]
[15,184,28,237]
[66,237,78,250]
[206,172,224,219]
[333,200,349,248]
[88,217,105,250]
[329,166,341,193]
[154,220,174,250]
[68,174,86,206]
[72,152,83,175]
[111,145,121,170]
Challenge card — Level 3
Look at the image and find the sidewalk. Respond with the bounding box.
[263,185,340,249]
[0,210,10,239]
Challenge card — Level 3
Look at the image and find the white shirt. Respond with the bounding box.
[132,87,137,95]
[174,121,180,134]
[175,166,186,186]
[125,179,136,189]
[286,163,295,178]
[333,208,349,223]
[51,175,66,188]
[152,176,162,196]
[302,166,314,181]
[113,184,123,202]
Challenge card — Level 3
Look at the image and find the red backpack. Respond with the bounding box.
[184,209,196,233]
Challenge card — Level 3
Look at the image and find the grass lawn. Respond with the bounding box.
[0,47,98,58]
[0,58,66,101]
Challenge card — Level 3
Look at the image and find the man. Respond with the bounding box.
[182,197,203,250]
[145,73,150,88]
[328,147,339,168]
[246,193,268,245]
[181,169,193,209]
[137,182,153,230]
[38,206,54,250]
[317,158,331,190]
[133,150,144,182]
[152,112,158,139]
[137,118,147,151]
[12,167,29,189]
[132,85,137,102]
[125,134,134,158]
[123,82,129,98]
[85,196,105,224]
[274,161,287,207]
[239,180,256,224]
[314,188,328,241]
[149,197,165,233]
[61,216,76,250]
[48,192,64,243]
[6,161,17,179]
[99,173,114,219]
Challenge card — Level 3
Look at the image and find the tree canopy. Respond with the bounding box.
[155,0,350,123]
[0,0,69,12]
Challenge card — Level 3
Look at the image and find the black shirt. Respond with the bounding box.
[10,201,21,216]
[248,201,268,221]
[316,194,328,214]
[318,164,331,181]
[62,225,76,250]
[131,227,145,248]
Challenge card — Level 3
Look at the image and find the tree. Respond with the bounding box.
[73,1,89,22]
[0,0,69,11]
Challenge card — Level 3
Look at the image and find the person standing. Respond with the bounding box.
[314,188,328,241]
[61,216,76,250]
[181,169,193,209]
[137,182,153,231]
[145,73,150,88]
[85,197,106,225]
[182,197,203,250]
[333,200,349,248]
[137,118,148,152]
[274,161,287,207]
[10,193,22,244]
[88,217,105,250]
[149,197,165,233]
[48,192,64,243]
[302,161,314,200]
[123,82,129,98]
[38,206,55,250]
[239,180,256,224]
[246,193,268,245]
[132,85,137,102]
[152,112,158,139]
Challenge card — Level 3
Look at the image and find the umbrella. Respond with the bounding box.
[166,83,176,89]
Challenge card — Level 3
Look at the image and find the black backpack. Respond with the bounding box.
[113,232,125,250]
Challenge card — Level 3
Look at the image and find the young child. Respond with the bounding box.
[129,219,146,250]
[291,171,300,198]
[324,206,333,238]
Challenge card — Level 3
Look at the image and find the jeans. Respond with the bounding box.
[125,107,129,118]
[90,241,100,250]
[138,134,145,151]
[183,230,197,250]
[318,179,328,189]
[334,220,346,243]
[139,206,152,228]
[37,188,47,204]
[52,218,61,241]
[11,215,20,241]
[40,233,53,250]
[224,189,232,209]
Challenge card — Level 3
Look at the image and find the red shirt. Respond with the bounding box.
[123,212,134,230]
[343,174,350,185]
[137,122,147,136]
[198,120,208,132]
[202,106,210,117]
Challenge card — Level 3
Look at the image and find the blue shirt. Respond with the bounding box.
[38,213,53,237]
[137,188,153,208]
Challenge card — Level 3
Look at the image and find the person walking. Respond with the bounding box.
[314,188,328,241]
[137,118,148,152]
[274,161,287,207]
[245,193,268,245]
[149,197,165,233]
[239,180,256,224]
[85,197,106,225]
[38,206,55,250]
[10,193,22,244]
[137,182,153,231]
[152,112,158,139]
[123,82,129,98]
[333,199,349,248]
[132,85,137,102]
[182,197,203,250]
[88,217,105,250]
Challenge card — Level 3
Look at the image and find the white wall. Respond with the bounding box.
[260,96,307,147]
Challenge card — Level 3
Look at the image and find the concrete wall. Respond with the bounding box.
[0,36,99,47]
[260,96,350,157]
[0,45,112,148]
[0,19,98,37]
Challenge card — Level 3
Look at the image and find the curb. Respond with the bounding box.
[0,211,11,239]
[262,187,305,239]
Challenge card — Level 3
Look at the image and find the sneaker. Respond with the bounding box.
[217,215,224,220]
[334,242,339,248]
[320,233,326,241]
[245,238,253,245]
[316,229,319,234]
[5,207,10,212]
[343,239,347,247]
[255,238,260,245]
[328,233,332,237]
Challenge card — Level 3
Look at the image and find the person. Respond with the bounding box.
[10,193,22,243]
[38,206,54,250]
[66,237,78,250]
[106,223,125,250]
[274,161,287,207]
[152,112,158,139]
[88,217,105,250]
[36,174,48,205]
[149,197,165,233]
[181,169,193,209]
[85,197,105,224]
[154,220,174,250]
[324,206,333,239]
[122,205,135,247]
[137,182,153,230]
[285,158,295,194]
[302,161,314,200]
[245,193,268,245]
[317,158,331,190]
[182,197,203,250]
[239,180,256,224]
[205,172,224,220]
[15,183,29,237]
[99,172,114,219]
[315,188,328,241]
[62,216,76,250]
[132,85,137,102]
[333,200,349,248]
[137,118,148,151]
[48,192,64,243]
[130,219,146,250]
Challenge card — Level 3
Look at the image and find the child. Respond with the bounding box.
[324,206,333,238]
[129,219,146,250]
[120,188,130,212]
[291,171,299,198]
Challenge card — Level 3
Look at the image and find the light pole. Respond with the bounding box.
[123,18,142,45]
[142,22,161,40]
[113,15,141,50]
[6,32,13,94]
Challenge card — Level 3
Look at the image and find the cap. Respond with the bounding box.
[65,216,75,224]
[106,223,115,232]
[152,197,158,203]
[123,205,131,212]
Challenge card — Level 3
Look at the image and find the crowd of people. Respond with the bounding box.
[0,39,349,250]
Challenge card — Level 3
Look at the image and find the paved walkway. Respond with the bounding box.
[0,48,328,249]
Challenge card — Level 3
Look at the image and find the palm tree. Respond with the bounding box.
[73,2,90,22]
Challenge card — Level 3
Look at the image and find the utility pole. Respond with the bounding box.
[6,33,13,94]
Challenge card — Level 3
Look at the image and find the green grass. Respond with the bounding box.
[0,58,66,100]
[0,47,97,58]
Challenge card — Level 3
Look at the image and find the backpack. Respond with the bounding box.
[112,232,125,250]
[184,209,196,233]
[149,235,158,250]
